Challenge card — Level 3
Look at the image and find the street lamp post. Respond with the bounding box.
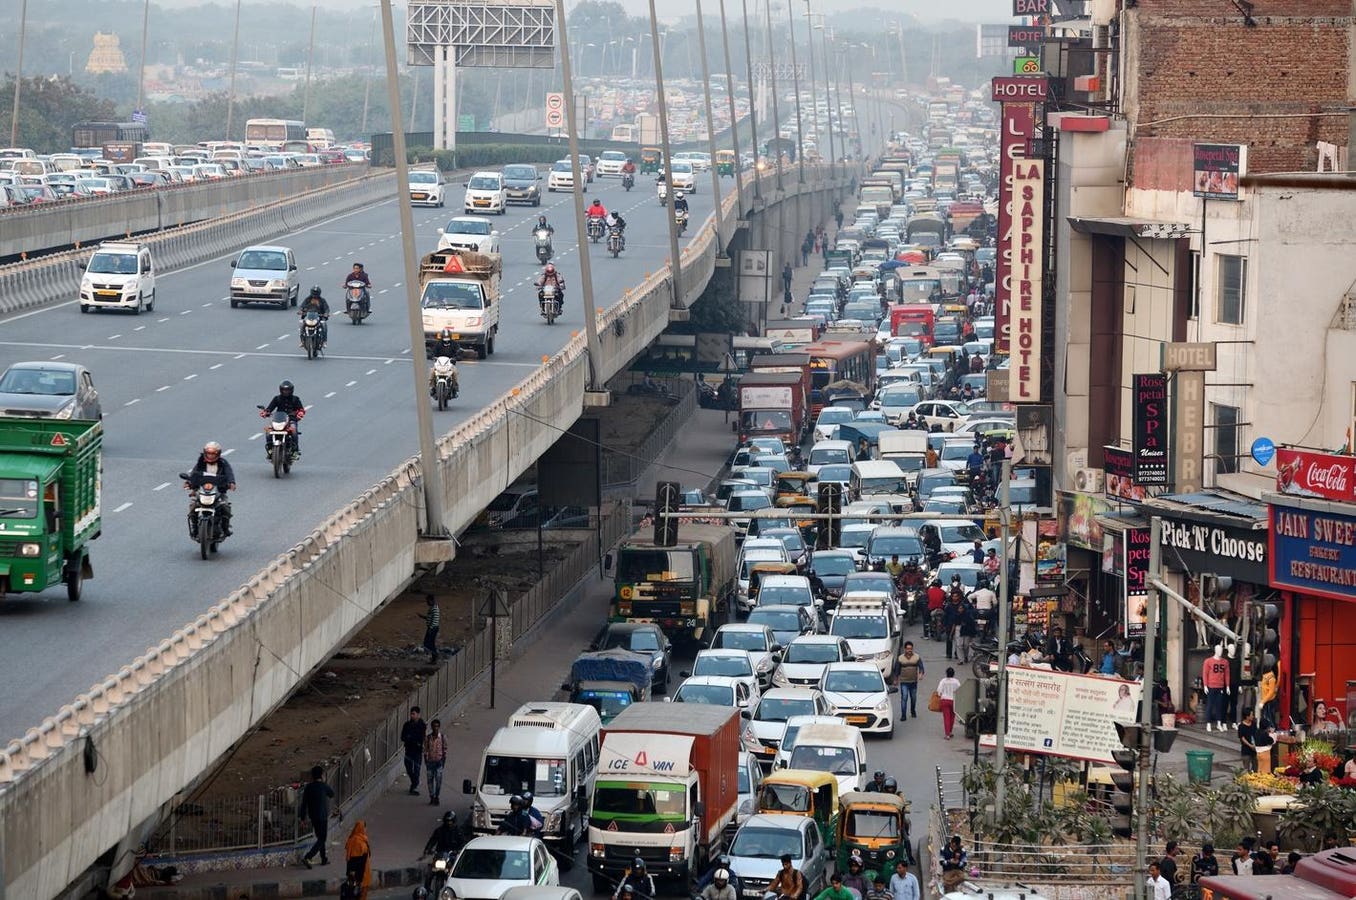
[10,0,28,148]
[801,1,820,164]
[762,0,785,193]
[818,20,838,166]
[302,4,318,125]
[778,0,806,184]
[694,0,726,250]
[647,0,685,309]
[739,0,762,202]
[717,0,747,218]
[225,0,244,140]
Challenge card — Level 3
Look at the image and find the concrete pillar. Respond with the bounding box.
[432,46,456,151]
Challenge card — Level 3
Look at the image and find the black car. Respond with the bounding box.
[591,622,672,693]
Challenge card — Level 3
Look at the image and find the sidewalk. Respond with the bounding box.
[141,400,738,900]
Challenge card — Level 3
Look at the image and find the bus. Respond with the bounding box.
[71,122,149,150]
[244,118,306,149]
[305,127,336,149]
[610,124,635,143]
[803,339,875,416]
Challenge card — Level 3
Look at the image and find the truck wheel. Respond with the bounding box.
[487,330,496,355]
[65,556,83,602]
[477,341,488,360]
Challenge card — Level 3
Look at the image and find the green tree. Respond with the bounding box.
[0,75,117,153]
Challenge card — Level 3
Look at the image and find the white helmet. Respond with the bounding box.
[676,191,686,200]
[714,870,730,883]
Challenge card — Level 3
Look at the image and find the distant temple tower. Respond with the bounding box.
[86,32,129,74]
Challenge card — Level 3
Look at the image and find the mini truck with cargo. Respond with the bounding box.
[587,703,741,893]
[0,418,101,602]
[737,372,808,449]
[419,248,501,359]
[610,523,737,644]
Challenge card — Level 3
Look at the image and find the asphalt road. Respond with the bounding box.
[0,167,724,743]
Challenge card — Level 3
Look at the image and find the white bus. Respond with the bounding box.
[244,118,306,149]
[305,127,336,149]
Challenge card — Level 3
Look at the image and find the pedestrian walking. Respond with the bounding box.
[782,262,793,293]
[1239,709,1260,772]
[421,593,441,664]
[889,861,920,900]
[401,706,427,795]
[297,765,335,868]
[781,286,792,317]
[345,820,372,899]
[936,667,961,740]
[1147,861,1171,900]
[896,641,924,721]
[801,231,814,266]
[424,718,449,805]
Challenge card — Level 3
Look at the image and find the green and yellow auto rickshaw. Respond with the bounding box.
[640,147,663,174]
[756,769,840,852]
[716,149,737,177]
[837,791,914,878]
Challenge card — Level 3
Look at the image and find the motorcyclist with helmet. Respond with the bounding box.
[421,811,463,891]
[261,380,306,455]
[426,328,460,397]
[499,795,532,836]
[609,211,628,250]
[699,869,737,900]
[613,858,657,900]
[521,791,545,837]
[696,854,741,895]
[298,285,330,345]
[586,198,608,220]
[866,770,889,793]
[537,263,566,311]
[184,441,236,537]
[673,190,690,227]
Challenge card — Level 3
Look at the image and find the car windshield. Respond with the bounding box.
[578,690,631,720]
[940,443,972,462]
[236,250,287,270]
[447,219,491,234]
[602,629,661,652]
[592,782,687,817]
[847,809,900,838]
[940,523,986,543]
[552,161,572,172]
[816,465,852,484]
[831,616,888,639]
[694,655,753,678]
[422,283,484,309]
[759,585,809,607]
[814,554,857,576]
[858,476,903,495]
[729,826,803,859]
[617,549,695,583]
[939,567,981,588]
[741,410,794,432]
[672,162,693,173]
[480,755,567,796]
[409,171,438,184]
[451,848,532,880]
[879,388,921,406]
[504,165,536,179]
[749,610,802,632]
[810,447,850,466]
[601,152,626,161]
[772,533,806,554]
[675,683,735,705]
[716,630,769,652]
[868,535,923,557]
[823,669,885,693]
[731,493,771,512]
[789,744,858,775]
[783,640,840,664]
[0,478,39,519]
[0,369,75,395]
[469,175,500,190]
[756,697,815,722]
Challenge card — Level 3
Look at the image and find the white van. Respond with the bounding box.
[776,721,868,795]
[79,242,157,314]
[849,460,906,500]
[465,702,601,854]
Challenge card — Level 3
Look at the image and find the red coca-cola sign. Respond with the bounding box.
[1275,448,1356,503]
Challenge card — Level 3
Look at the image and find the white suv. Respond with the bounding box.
[463,170,507,215]
[79,241,156,314]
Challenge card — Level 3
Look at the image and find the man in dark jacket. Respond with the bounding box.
[298,765,335,867]
[422,811,462,889]
[1045,626,1073,672]
[401,706,427,794]
[185,441,236,537]
[261,380,306,454]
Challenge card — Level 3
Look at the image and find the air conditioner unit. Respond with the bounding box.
[1074,468,1105,493]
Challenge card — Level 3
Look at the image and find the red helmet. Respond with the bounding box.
[544,264,556,275]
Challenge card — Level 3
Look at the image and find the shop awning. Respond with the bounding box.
[1066,216,1192,240]
[1135,489,1268,530]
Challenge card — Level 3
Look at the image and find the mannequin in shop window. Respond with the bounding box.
[1259,665,1279,729]
[1202,644,1231,732]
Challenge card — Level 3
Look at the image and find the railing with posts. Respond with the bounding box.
[153,501,631,857]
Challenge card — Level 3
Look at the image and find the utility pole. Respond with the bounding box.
[694,0,726,249]
[801,0,818,162]
[554,0,605,388]
[993,459,1012,819]
[648,0,685,309]
[10,0,28,148]
[136,0,151,116]
[377,0,448,537]
[302,4,318,125]
[739,0,762,202]
[780,0,806,184]
[717,0,747,218]
[225,0,243,140]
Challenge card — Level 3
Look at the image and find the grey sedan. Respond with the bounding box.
[0,362,102,420]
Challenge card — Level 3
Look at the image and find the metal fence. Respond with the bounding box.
[602,378,698,489]
[154,501,631,856]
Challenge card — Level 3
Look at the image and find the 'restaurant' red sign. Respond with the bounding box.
[1276,447,1356,504]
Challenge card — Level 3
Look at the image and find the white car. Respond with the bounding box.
[818,661,893,735]
[912,399,974,429]
[437,216,501,254]
[772,714,849,769]
[828,603,899,680]
[807,439,854,478]
[409,169,444,207]
[667,159,697,192]
[686,649,762,707]
[733,749,765,833]
[921,517,989,557]
[595,150,628,176]
[813,407,856,443]
[444,836,559,900]
[671,674,759,710]
[546,159,575,192]
[747,686,831,766]
[710,623,782,688]
[673,150,711,172]
[772,636,855,688]
[464,170,508,214]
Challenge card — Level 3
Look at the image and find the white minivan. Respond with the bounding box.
[79,241,156,314]
[465,702,601,854]
[464,170,508,215]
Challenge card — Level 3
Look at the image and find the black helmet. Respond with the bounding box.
[593,198,601,206]
[633,857,646,870]
[279,380,294,396]
[874,770,885,780]
[521,791,534,806]
[883,776,898,792]
[309,285,322,297]
[510,794,523,809]
[442,810,456,825]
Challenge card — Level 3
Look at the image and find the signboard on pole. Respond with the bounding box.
[545,92,565,130]
[1192,143,1246,201]
[991,79,1043,358]
[1275,448,1356,503]
[1104,446,1148,502]
[1000,666,1143,764]
[1008,159,1044,402]
[1132,374,1169,485]
[737,250,772,309]
[1012,0,1050,14]
[1008,25,1045,48]
[1124,526,1151,637]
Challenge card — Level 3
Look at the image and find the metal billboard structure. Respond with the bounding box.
[407,0,556,149]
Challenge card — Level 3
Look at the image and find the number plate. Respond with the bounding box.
[450,333,461,341]
[845,715,869,725]
[247,286,270,293]
[96,290,119,297]
[411,192,427,200]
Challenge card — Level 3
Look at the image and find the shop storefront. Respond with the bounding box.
[1136,492,1274,728]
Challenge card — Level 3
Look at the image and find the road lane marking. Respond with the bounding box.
[153,482,171,491]
[134,326,145,332]
[113,502,133,513]
[345,380,357,387]
[256,344,270,350]
[234,353,247,359]
[365,369,376,375]
[325,391,337,398]
[156,385,170,392]
[183,373,197,381]
[50,354,64,360]
[248,432,262,440]
[384,358,394,365]
[202,302,213,307]
[209,363,223,370]
[124,398,140,406]
[179,309,192,315]
[108,334,122,340]
[222,448,236,456]
[0,340,420,363]
[158,317,169,323]
[276,334,288,340]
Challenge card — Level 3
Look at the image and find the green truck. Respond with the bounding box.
[0,418,101,602]
[609,523,737,643]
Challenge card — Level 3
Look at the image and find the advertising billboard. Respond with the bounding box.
[1192,143,1246,201]
[1132,373,1169,485]
[1008,159,1045,402]
[1002,667,1144,764]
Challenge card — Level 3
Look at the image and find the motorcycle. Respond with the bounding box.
[606,225,624,258]
[621,171,635,191]
[675,207,689,236]
[344,280,370,324]
[299,311,327,360]
[587,216,605,243]
[256,405,300,478]
[179,473,228,560]
[657,181,668,206]
[431,356,458,410]
[427,849,456,896]
[538,282,561,325]
[533,228,553,264]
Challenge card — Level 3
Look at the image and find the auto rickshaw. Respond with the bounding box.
[748,561,798,605]
[716,149,737,177]
[837,791,914,876]
[640,147,663,174]
[774,472,814,504]
[756,769,840,852]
